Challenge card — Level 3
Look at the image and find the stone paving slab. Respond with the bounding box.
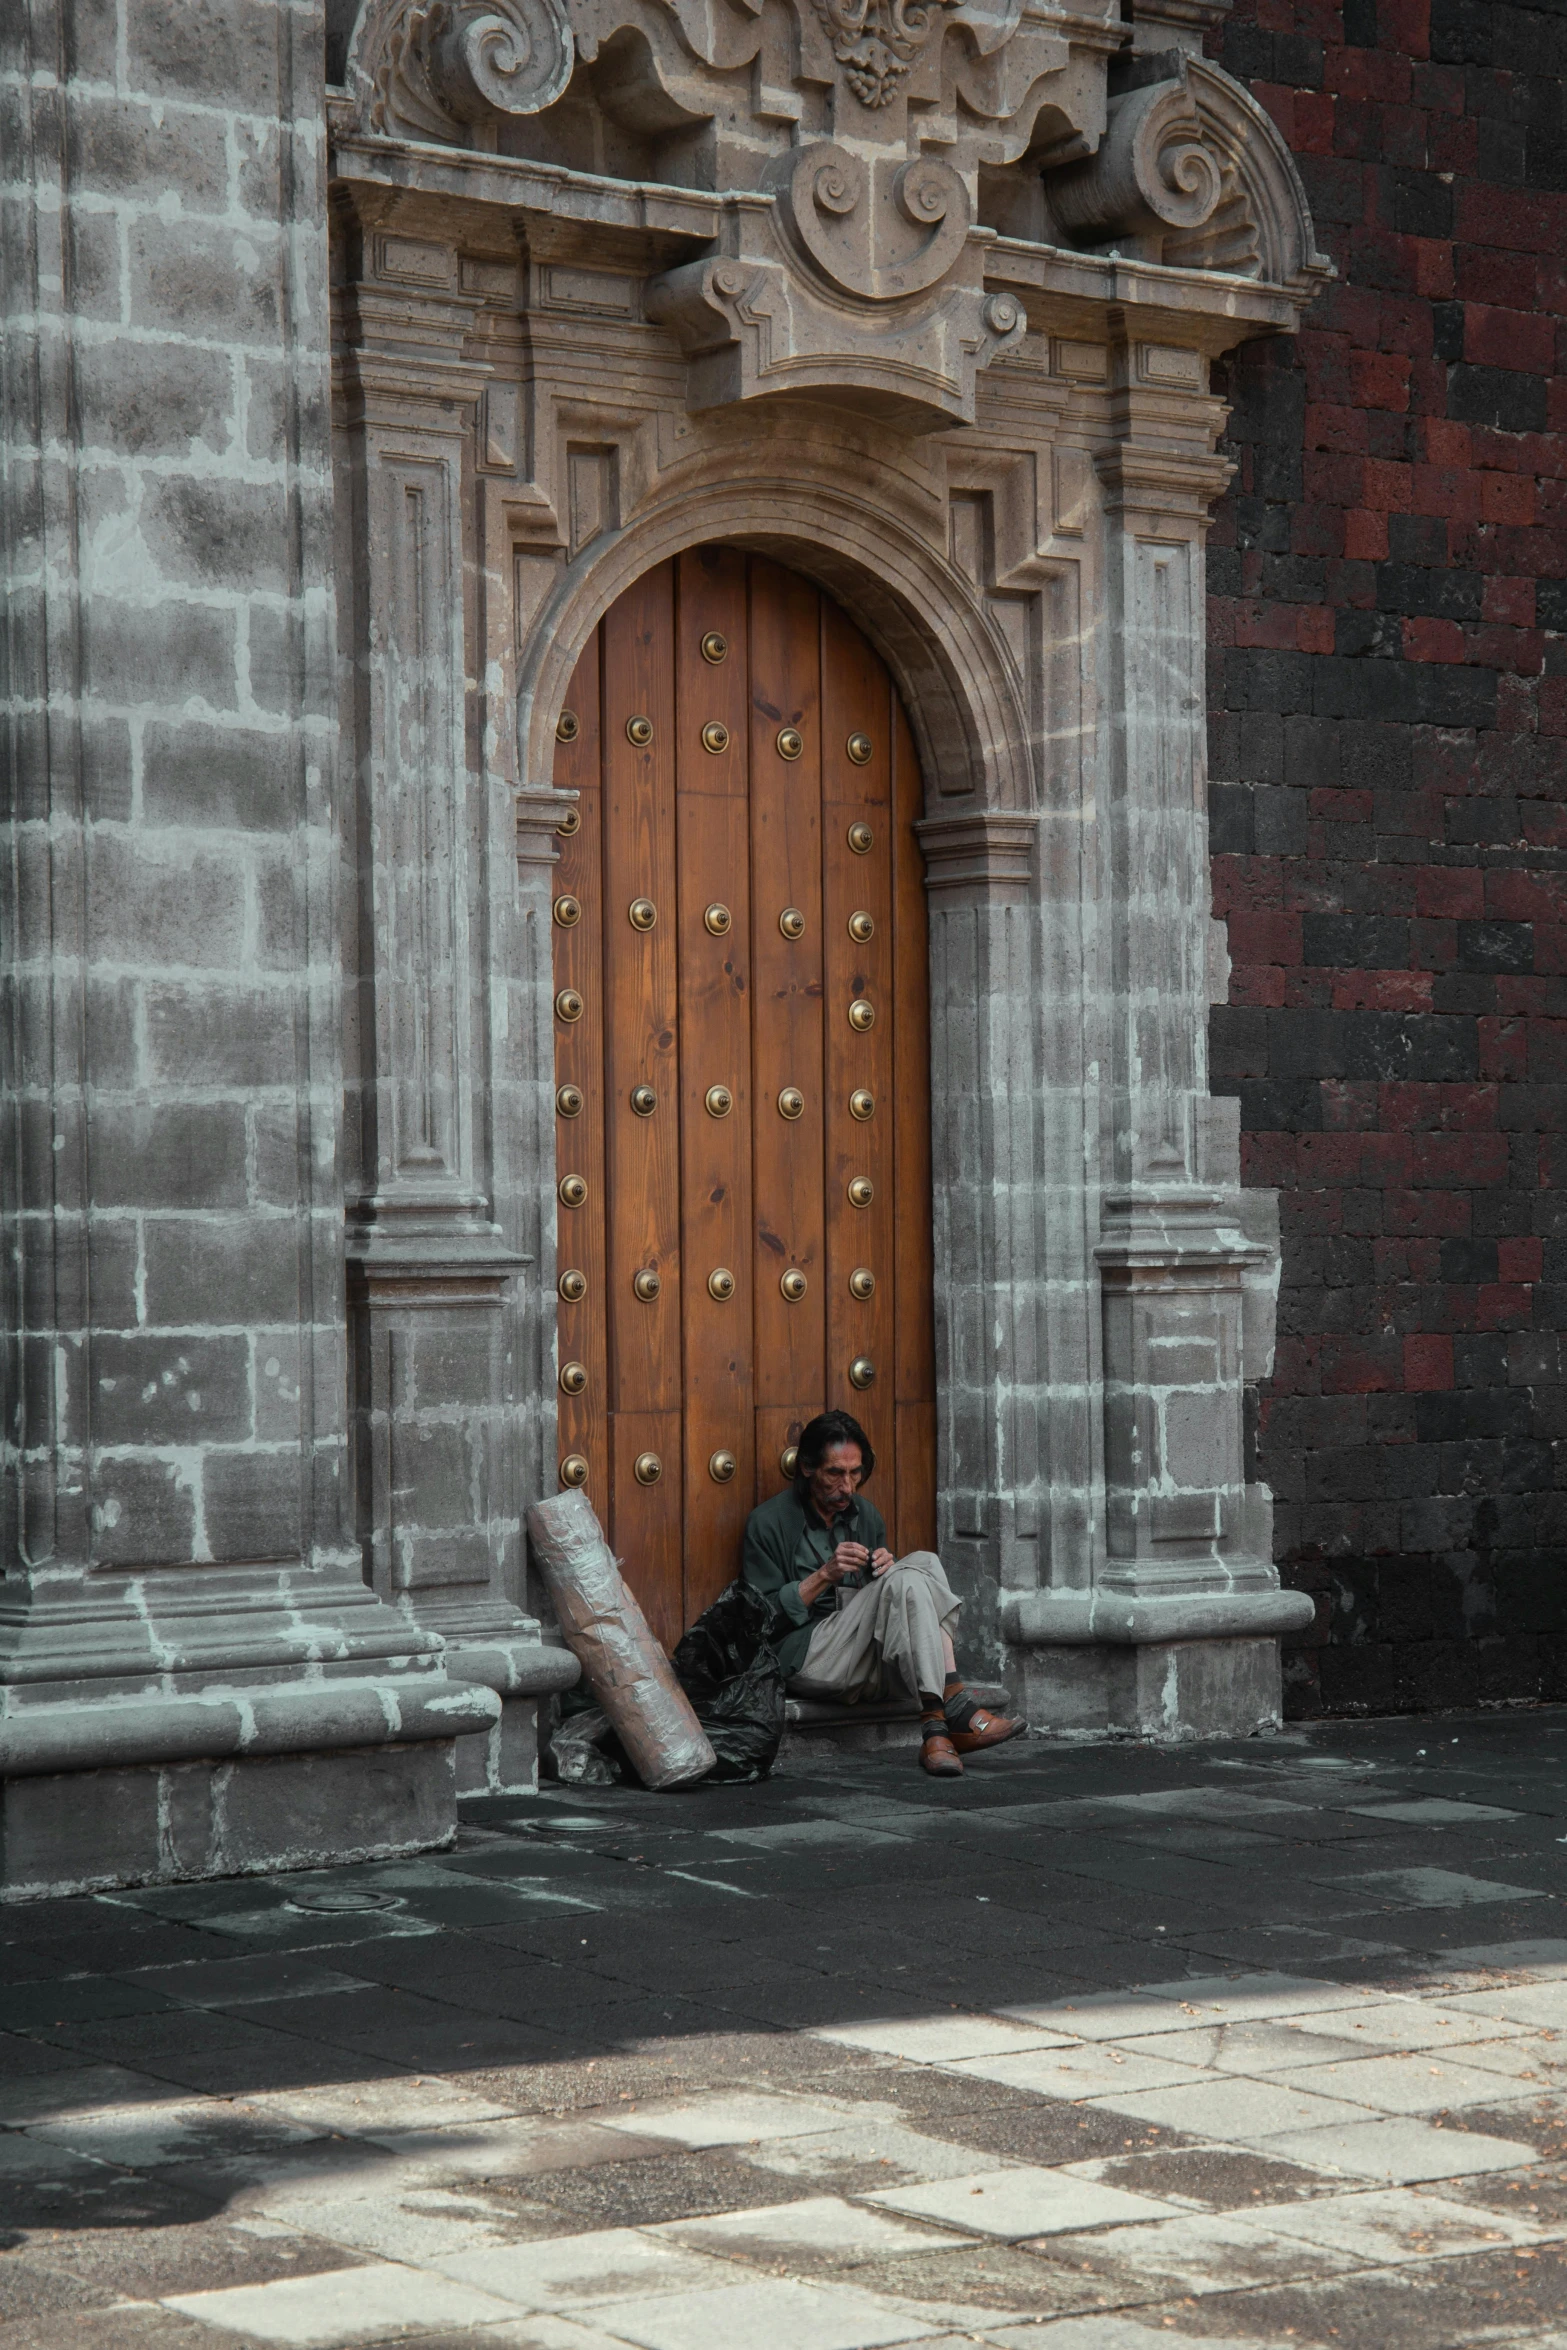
[3,1711,1567,2347]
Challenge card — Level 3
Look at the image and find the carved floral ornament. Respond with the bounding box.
[809,0,961,111]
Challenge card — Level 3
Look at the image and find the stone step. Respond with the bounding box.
[781,1681,1016,1757]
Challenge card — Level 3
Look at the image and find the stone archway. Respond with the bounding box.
[507,472,1057,1696]
[331,0,1324,1775]
[513,458,1039,824]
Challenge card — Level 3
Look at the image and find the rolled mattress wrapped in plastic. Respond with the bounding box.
[526,1489,716,1790]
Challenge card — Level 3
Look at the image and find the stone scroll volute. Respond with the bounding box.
[344,0,575,138]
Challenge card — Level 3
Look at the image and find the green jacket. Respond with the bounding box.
[741,1486,888,1679]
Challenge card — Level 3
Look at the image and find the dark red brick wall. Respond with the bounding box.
[1203,1,1567,1713]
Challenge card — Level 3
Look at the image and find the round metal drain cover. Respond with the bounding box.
[286,1888,403,1914]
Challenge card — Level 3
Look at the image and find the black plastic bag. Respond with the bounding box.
[672,1581,785,1783]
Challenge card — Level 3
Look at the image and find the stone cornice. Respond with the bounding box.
[330,129,725,250]
[329,132,1321,349]
[984,238,1313,339]
[917,808,1038,894]
[1130,0,1235,35]
[515,785,571,866]
[1094,440,1235,520]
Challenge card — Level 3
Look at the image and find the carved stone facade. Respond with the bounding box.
[2,0,1325,1897]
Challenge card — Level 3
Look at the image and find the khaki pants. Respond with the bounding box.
[787,1551,960,1706]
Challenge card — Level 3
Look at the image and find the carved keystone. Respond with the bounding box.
[783,144,971,303]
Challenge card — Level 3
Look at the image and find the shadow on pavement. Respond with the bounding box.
[1,1709,1565,2350]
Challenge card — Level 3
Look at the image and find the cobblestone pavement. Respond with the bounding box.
[4,1711,1567,2350]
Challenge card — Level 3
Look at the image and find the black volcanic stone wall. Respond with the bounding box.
[1204,0,1567,1714]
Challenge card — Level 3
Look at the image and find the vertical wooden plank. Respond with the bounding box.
[748,557,826,1502]
[607,1409,682,1652]
[891,687,937,1556]
[820,596,897,1533]
[600,561,683,1645]
[675,546,755,1618]
[753,1406,814,1508]
[551,634,606,1508]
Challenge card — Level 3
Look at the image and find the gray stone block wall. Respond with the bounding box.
[0,0,515,1899]
[3,0,344,1580]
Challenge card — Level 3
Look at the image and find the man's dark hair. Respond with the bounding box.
[794,1409,875,1492]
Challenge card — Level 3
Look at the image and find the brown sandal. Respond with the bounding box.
[919,1722,964,1777]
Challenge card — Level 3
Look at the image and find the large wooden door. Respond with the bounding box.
[550,549,936,1650]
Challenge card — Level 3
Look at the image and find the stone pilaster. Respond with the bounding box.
[1002,328,1310,1736]
[333,218,577,1788]
[918,811,1041,1678]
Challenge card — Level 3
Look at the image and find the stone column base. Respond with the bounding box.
[2,1740,459,1904]
[1017,1637,1285,1742]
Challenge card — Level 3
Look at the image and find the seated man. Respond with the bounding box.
[741,1409,1024,1777]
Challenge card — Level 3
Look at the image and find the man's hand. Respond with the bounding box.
[869,1547,896,1578]
[800,1541,869,1608]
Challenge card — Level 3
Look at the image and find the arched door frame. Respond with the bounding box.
[510,470,1097,1684]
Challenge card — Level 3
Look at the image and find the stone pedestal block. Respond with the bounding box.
[779,1680,1016,1762]
[782,1718,925,1763]
[2,1741,458,1904]
[455,1693,547,1796]
[1019,1637,1286,1742]
[0,1568,504,1900]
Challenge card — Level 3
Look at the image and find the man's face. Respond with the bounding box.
[806,1441,863,1520]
